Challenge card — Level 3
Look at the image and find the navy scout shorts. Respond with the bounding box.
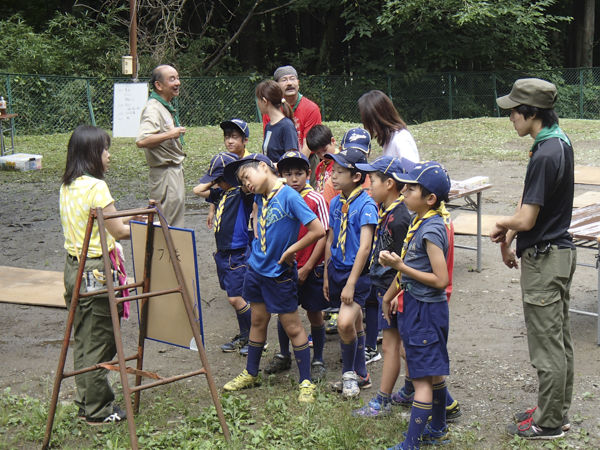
[375,287,399,330]
[213,249,248,298]
[243,264,299,314]
[298,265,329,312]
[327,261,371,308]
[399,290,450,379]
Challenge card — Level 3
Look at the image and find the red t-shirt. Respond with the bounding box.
[296,189,329,268]
[263,95,322,150]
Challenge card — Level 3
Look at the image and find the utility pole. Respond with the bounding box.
[130,0,138,81]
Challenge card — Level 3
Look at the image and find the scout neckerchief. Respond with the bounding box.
[214,187,236,233]
[292,93,303,112]
[370,195,404,267]
[317,159,333,193]
[299,183,313,198]
[529,124,570,157]
[337,186,363,261]
[259,178,286,253]
[395,202,451,289]
[149,91,185,145]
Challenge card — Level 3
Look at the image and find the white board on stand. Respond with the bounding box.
[113,83,148,137]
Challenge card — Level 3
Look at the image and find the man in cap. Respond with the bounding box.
[262,65,322,186]
[491,78,576,440]
[137,65,187,228]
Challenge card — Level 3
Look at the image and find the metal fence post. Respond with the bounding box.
[580,68,584,119]
[388,76,392,101]
[255,82,261,123]
[6,75,12,114]
[493,72,500,117]
[448,74,453,120]
[320,77,325,117]
[86,79,96,126]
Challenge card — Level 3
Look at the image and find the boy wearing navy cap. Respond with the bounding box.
[220,119,250,159]
[193,152,254,354]
[265,150,331,381]
[352,156,411,417]
[221,154,326,403]
[323,142,378,398]
[379,161,452,449]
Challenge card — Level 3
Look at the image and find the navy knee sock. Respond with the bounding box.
[353,330,368,378]
[293,342,312,382]
[431,380,448,430]
[404,377,415,395]
[236,303,251,338]
[340,337,357,374]
[446,389,455,408]
[246,340,265,377]
[377,390,391,406]
[277,319,291,356]
[365,302,379,349]
[311,324,326,362]
[404,401,431,449]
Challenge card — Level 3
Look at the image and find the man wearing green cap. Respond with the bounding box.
[490,78,576,440]
[136,65,187,228]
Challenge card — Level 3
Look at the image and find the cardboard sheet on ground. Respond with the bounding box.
[573,191,600,208]
[574,165,600,185]
[0,266,66,308]
[130,222,203,349]
[452,213,502,237]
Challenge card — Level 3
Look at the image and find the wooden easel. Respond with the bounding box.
[42,201,230,449]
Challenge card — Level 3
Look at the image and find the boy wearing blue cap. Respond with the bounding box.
[323,139,378,398]
[265,150,331,381]
[352,156,411,417]
[379,161,453,449]
[221,154,326,403]
[193,152,254,354]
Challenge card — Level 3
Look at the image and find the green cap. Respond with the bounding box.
[496,78,557,109]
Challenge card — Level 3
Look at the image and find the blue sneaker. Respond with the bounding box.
[420,423,450,445]
[390,387,414,406]
[352,398,391,418]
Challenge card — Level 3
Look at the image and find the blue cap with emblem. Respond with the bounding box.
[392,161,451,200]
[340,127,371,155]
[222,153,277,186]
[199,152,239,183]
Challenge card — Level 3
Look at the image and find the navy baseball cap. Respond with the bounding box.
[277,150,310,171]
[340,127,371,155]
[222,153,276,186]
[324,147,368,169]
[220,118,250,138]
[392,161,451,200]
[199,152,239,183]
[355,156,405,176]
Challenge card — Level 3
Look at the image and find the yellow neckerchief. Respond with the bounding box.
[370,195,404,267]
[214,187,236,233]
[337,186,363,261]
[299,183,313,198]
[317,159,333,193]
[395,202,451,289]
[259,178,286,253]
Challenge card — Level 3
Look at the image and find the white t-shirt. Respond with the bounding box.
[382,129,419,171]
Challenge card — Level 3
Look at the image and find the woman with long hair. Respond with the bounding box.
[358,90,419,171]
[256,79,298,162]
[60,125,137,425]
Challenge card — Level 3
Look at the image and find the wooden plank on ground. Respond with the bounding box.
[0,266,66,308]
[574,165,600,185]
[452,213,502,237]
[573,191,600,208]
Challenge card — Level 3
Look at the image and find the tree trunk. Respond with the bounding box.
[581,0,595,67]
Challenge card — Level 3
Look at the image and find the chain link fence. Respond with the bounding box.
[1,68,600,135]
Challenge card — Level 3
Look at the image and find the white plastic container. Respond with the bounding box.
[0,153,43,171]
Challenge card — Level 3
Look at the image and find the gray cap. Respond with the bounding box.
[273,65,298,81]
[496,78,557,109]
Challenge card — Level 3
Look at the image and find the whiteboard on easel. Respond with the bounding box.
[112,83,148,137]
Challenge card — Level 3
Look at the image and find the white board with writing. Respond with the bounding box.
[113,83,148,137]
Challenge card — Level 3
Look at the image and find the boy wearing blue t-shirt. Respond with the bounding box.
[379,161,452,450]
[221,154,326,403]
[323,141,378,399]
[193,152,254,354]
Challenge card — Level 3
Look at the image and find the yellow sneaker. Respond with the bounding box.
[298,379,316,403]
[223,369,261,391]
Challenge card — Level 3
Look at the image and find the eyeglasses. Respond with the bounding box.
[278,76,297,83]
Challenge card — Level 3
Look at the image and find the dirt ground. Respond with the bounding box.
[1,158,600,448]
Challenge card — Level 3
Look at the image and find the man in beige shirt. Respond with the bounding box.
[136,65,187,228]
